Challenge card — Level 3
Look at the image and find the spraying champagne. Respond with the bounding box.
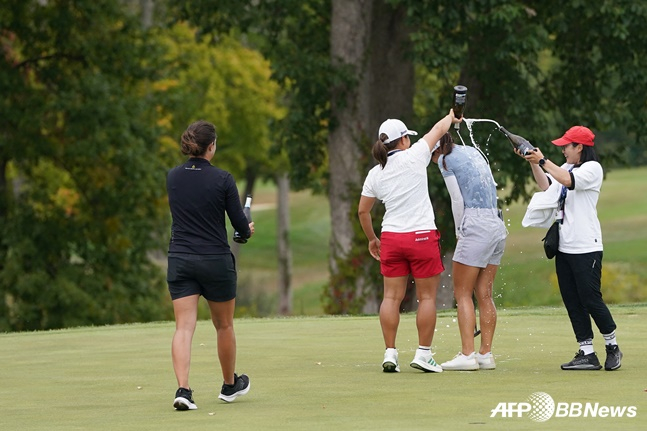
[499,127,536,155]
[233,195,252,244]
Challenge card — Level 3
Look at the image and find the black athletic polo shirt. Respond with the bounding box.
[166,157,250,254]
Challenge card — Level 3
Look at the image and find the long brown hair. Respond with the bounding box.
[438,132,454,170]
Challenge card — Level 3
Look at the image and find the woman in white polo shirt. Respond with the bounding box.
[520,125,622,371]
[358,110,460,374]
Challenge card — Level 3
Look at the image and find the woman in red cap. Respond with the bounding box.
[518,125,622,371]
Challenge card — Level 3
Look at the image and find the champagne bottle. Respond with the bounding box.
[452,85,467,129]
[499,126,536,155]
[233,195,252,244]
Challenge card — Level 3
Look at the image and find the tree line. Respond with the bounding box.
[1,0,645,330]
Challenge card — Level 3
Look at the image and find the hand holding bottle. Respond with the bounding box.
[233,195,253,244]
[518,146,544,165]
[499,127,536,155]
[452,85,467,129]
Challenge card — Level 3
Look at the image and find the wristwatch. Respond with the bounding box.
[539,158,547,168]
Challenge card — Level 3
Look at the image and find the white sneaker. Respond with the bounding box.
[382,348,400,373]
[440,352,479,371]
[476,352,496,370]
[410,350,443,373]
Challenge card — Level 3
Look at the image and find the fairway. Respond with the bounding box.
[1,305,645,430]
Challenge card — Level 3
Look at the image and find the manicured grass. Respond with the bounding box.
[1,305,645,430]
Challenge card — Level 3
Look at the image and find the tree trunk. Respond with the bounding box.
[0,158,7,226]
[328,0,414,314]
[276,172,293,315]
[328,0,371,313]
[0,159,5,325]
[140,0,154,29]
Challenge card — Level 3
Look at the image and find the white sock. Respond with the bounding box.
[603,331,617,346]
[463,352,475,359]
[416,346,431,357]
[579,339,594,355]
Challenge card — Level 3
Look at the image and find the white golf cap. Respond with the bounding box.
[378,119,418,144]
[431,140,440,153]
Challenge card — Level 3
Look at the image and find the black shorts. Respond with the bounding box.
[167,253,237,302]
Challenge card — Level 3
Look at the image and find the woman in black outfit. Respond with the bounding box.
[166,120,254,410]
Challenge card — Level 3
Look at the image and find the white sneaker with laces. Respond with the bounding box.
[410,350,443,373]
[440,352,479,371]
[382,348,400,373]
[476,352,496,370]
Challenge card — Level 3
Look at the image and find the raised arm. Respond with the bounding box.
[421,109,462,152]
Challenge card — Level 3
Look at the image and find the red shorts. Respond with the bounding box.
[379,230,444,278]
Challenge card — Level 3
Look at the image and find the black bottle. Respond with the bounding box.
[499,127,536,155]
[452,85,468,119]
[233,195,252,244]
[452,85,467,130]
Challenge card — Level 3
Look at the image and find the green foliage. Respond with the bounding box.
[602,260,647,301]
[407,1,552,204]
[406,0,647,199]
[4,0,644,327]
[151,23,285,180]
[251,0,334,192]
[543,0,647,165]
[0,2,287,331]
[168,0,334,191]
[0,0,171,330]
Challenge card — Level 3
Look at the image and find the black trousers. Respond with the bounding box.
[555,251,616,343]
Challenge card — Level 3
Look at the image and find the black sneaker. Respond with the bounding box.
[173,387,197,410]
[561,350,602,370]
[218,373,251,403]
[604,344,623,371]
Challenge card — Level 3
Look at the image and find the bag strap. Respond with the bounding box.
[556,166,574,224]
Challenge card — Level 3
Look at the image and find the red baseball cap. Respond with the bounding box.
[551,126,595,147]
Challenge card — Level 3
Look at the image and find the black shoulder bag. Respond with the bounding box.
[542,221,559,259]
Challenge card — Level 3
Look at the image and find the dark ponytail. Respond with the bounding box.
[439,132,454,170]
[372,133,401,169]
